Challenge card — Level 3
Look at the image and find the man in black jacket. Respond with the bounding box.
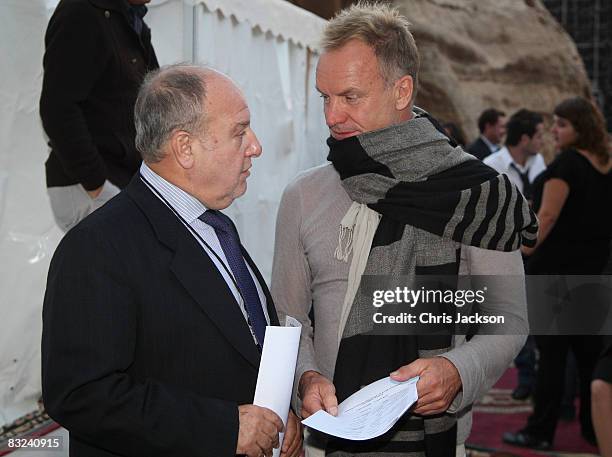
[40,0,159,232]
[466,108,506,160]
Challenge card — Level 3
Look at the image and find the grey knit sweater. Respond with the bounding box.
[271,163,528,445]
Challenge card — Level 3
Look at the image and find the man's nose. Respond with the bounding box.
[247,131,262,157]
[325,99,346,127]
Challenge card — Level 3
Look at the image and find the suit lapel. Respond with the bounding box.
[126,176,261,369]
[171,236,262,368]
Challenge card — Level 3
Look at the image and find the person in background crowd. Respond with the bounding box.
[484,109,546,204]
[467,108,506,160]
[484,109,546,401]
[591,137,612,457]
[559,353,579,421]
[504,96,612,450]
[592,336,612,457]
[40,0,159,232]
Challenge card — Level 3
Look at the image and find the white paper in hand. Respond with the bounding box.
[253,317,301,457]
[302,376,419,441]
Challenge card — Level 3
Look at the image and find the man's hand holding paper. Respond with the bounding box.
[301,376,419,441]
[299,356,462,442]
[299,370,339,418]
[390,357,462,415]
[253,317,303,457]
[237,405,284,457]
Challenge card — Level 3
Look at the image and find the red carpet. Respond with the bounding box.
[467,367,600,457]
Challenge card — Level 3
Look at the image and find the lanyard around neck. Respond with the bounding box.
[138,172,243,297]
[139,172,264,348]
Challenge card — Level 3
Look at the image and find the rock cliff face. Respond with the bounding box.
[288,0,592,158]
[288,0,354,20]
[398,0,591,151]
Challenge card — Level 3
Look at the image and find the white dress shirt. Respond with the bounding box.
[139,163,270,340]
[484,146,547,194]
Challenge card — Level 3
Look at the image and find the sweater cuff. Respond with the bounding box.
[437,354,466,414]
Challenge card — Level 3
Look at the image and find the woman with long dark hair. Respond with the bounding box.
[504,97,612,450]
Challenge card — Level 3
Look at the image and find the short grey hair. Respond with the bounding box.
[134,64,209,163]
[321,1,419,92]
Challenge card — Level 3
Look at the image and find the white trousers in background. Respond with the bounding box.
[47,180,120,232]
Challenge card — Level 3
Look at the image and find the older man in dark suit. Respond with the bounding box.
[42,64,302,457]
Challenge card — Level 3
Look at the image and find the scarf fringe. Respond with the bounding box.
[335,226,354,263]
[335,202,381,346]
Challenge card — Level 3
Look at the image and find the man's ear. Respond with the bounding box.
[395,75,413,111]
[169,130,194,169]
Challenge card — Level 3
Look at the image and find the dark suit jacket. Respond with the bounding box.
[467,137,494,161]
[42,176,279,456]
[40,0,159,190]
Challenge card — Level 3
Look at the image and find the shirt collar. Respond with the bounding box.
[480,135,498,153]
[498,146,536,173]
[498,147,514,169]
[140,162,207,224]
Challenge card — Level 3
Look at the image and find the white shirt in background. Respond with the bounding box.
[484,146,547,193]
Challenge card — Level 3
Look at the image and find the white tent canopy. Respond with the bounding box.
[0,0,328,426]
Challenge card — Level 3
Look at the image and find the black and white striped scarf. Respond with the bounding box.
[326,109,537,457]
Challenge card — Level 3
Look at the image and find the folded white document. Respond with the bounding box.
[302,375,419,441]
[253,316,301,457]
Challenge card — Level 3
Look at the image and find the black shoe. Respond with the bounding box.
[511,385,532,401]
[502,431,552,450]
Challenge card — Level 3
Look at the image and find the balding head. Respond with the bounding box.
[135,64,234,163]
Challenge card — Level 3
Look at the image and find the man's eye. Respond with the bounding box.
[346,95,358,103]
[319,94,329,103]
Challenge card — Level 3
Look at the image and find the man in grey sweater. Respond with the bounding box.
[271,3,530,457]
